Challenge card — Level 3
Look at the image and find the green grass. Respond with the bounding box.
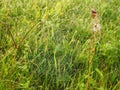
[0,0,120,90]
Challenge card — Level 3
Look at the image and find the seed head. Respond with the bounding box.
[91,9,97,18]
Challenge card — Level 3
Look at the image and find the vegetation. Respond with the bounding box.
[0,0,120,90]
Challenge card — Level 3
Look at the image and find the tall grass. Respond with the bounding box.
[0,0,120,90]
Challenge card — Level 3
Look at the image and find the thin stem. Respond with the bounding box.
[7,28,17,48]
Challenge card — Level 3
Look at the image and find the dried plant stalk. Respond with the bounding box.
[86,9,101,90]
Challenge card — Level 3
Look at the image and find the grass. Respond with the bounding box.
[0,0,120,90]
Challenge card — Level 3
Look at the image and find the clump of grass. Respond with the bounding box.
[0,0,120,90]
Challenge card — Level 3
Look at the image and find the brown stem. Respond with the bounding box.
[7,26,17,48]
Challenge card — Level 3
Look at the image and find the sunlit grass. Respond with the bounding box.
[0,0,120,90]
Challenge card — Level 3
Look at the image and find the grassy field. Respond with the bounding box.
[0,0,120,90]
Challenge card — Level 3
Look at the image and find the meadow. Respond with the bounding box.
[0,0,120,90]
